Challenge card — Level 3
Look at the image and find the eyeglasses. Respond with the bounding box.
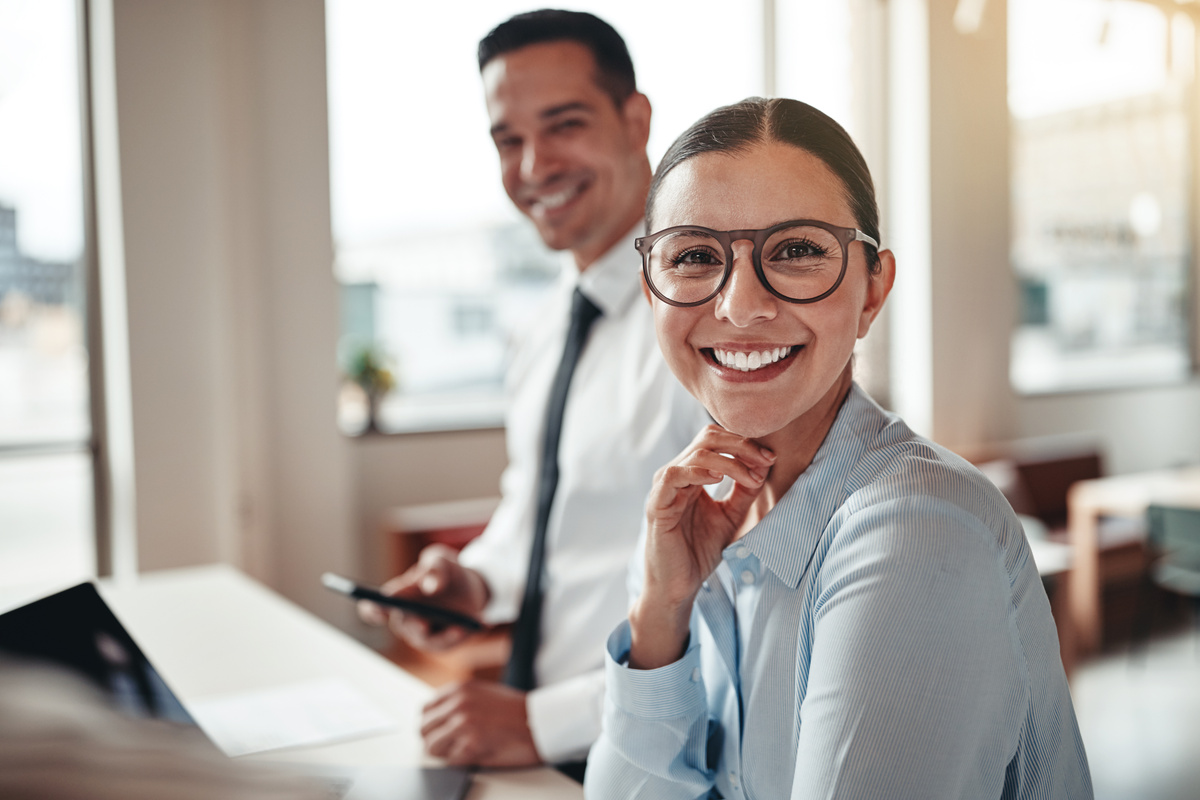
[635,219,879,307]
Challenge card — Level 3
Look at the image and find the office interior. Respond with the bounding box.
[2,0,1199,797]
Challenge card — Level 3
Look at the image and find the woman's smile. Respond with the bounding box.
[701,343,802,382]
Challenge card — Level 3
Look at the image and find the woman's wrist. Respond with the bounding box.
[627,591,695,670]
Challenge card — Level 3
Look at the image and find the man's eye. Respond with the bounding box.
[495,136,521,151]
[550,118,585,134]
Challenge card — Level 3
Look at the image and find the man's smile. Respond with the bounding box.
[524,174,592,221]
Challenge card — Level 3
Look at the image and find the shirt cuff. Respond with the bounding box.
[525,670,604,763]
[604,620,705,720]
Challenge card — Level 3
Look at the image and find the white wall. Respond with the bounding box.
[1018,387,1200,474]
[111,0,364,624]
[926,0,1017,451]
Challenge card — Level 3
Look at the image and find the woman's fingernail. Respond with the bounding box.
[750,469,766,482]
[759,447,775,460]
[420,575,438,595]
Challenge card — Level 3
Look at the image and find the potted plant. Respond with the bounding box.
[343,344,396,434]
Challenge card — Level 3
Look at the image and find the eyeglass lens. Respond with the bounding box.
[645,224,846,304]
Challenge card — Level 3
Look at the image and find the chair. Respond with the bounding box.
[1013,452,1104,531]
[1132,504,1200,645]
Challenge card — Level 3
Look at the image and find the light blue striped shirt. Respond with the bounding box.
[586,384,1092,799]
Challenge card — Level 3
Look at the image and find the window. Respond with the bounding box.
[327,1,863,433]
[1009,0,1195,393]
[0,0,95,598]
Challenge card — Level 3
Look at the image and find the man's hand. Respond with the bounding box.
[420,680,540,767]
[357,544,489,652]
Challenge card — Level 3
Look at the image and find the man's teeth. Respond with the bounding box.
[713,346,793,372]
[533,184,580,211]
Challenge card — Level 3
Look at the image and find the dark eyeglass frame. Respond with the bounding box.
[635,219,880,308]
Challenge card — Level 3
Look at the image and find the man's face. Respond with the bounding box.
[482,40,650,268]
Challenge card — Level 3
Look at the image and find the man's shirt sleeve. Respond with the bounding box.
[525,669,604,763]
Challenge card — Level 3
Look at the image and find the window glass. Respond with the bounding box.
[0,0,95,593]
[1009,0,1194,393]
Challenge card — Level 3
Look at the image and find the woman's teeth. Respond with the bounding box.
[713,346,793,372]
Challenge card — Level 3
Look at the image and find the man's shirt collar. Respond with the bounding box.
[566,224,643,319]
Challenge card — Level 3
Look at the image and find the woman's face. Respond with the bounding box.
[646,141,894,440]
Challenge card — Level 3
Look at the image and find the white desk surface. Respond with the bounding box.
[99,564,581,800]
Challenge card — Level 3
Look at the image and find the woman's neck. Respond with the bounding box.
[735,367,854,538]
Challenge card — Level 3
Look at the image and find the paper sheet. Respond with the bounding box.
[188,677,396,757]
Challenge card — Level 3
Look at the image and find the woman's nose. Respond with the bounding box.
[714,243,776,326]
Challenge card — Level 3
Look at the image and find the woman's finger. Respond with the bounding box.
[685,424,776,468]
[676,447,769,490]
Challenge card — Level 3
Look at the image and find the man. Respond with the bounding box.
[360,9,707,780]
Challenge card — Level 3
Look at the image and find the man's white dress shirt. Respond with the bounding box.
[456,226,710,763]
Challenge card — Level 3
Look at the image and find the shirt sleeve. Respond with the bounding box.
[524,669,603,763]
[455,463,531,624]
[789,496,1025,799]
[584,621,715,800]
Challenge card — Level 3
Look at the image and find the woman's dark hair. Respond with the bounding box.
[478,10,637,109]
[647,97,881,272]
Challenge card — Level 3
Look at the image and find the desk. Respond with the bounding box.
[1065,467,1200,670]
[99,565,581,800]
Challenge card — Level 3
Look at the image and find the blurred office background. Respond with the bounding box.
[1,1,1198,797]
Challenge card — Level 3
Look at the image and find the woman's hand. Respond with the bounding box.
[629,425,775,670]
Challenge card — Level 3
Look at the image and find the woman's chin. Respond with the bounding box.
[707,408,788,441]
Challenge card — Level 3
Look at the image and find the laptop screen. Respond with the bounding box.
[0,582,198,726]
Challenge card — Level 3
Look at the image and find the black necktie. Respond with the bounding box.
[504,287,603,691]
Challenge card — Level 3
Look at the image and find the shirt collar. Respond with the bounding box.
[563,224,643,319]
[736,383,893,589]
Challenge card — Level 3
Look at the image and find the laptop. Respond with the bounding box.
[0,582,471,800]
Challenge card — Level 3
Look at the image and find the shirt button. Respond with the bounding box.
[691,667,701,682]
[735,545,750,558]
[741,570,755,585]
[702,581,710,592]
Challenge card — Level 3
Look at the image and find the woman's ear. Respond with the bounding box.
[857,249,896,339]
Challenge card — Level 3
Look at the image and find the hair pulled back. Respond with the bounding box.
[648,97,881,272]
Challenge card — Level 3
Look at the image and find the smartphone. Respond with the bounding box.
[321,572,482,632]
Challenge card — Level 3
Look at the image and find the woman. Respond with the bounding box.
[585,99,1092,799]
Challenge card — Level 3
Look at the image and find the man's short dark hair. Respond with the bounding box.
[478,9,637,108]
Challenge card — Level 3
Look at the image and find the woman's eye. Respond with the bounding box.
[675,250,717,265]
[780,241,826,259]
